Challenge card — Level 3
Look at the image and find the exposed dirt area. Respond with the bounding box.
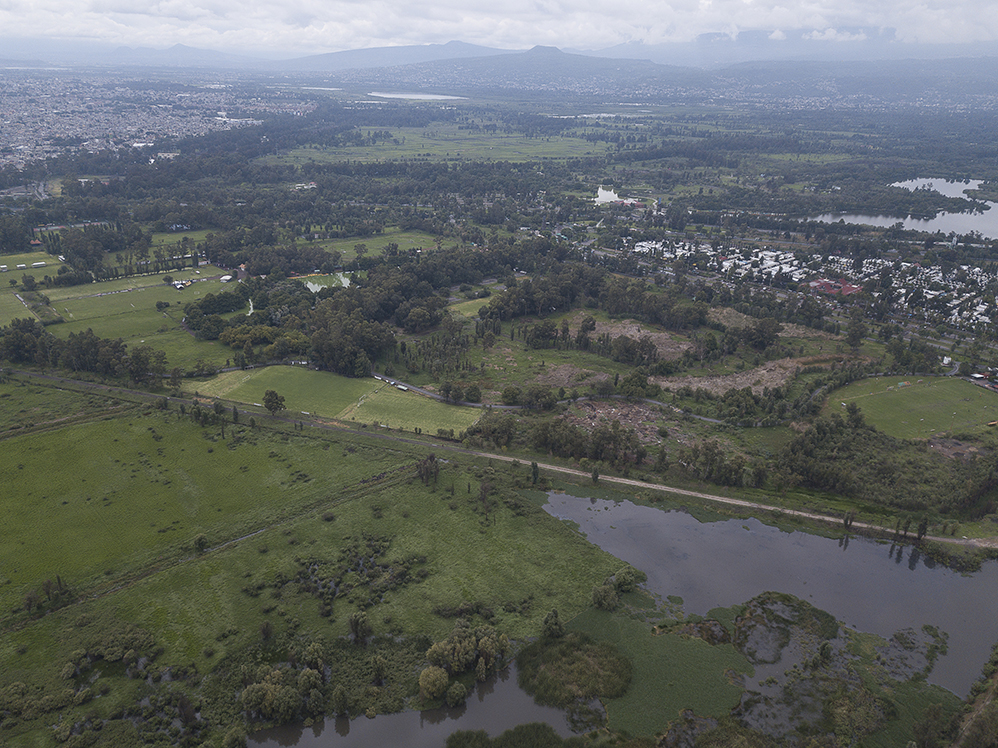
[928,438,985,462]
[708,306,839,340]
[653,355,844,396]
[565,311,691,360]
[562,399,664,444]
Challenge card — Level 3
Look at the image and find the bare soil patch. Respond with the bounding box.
[928,438,985,462]
[653,355,847,396]
[562,399,664,444]
[565,311,690,360]
[708,307,839,340]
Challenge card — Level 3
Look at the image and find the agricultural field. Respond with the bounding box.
[828,376,998,439]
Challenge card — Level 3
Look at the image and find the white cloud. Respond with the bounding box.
[1,0,997,55]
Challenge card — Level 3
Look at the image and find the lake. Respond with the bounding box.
[543,492,998,697]
[813,177,998,238]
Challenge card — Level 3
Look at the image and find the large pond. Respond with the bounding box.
[249,664,571,747]
[543,492,998,697]
[813,177,998,238]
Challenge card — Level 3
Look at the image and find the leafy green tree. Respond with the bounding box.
[446,681,468,707]
[263,389,286,415]
[419,666,450,700]
[591,583,619,611]
[542,609,564,639]
[349,611,372,645]
[846,312,868,350]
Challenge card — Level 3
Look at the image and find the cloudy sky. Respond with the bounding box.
[1,0,996,58]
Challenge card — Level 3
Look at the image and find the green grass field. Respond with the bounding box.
[568,609,751,735]
[0,407,418,616]
[186,366,481,433]
[0,250,66,275]
[448,297,492,318]
[828,376,998,438]
[187,366,377,416]
[320,228,441,258]
[0,289,32,324]
[339,380,482,432]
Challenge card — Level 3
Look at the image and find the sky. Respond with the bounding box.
[1,0,997,58]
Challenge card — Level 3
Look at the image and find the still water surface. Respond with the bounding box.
[249,664,571,747]
[813,177,998,237]
[543,493,998,697]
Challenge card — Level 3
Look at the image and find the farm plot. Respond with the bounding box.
[828,376,998,439]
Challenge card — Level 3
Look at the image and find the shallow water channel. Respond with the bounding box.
[543,492,998,697]
[251,492,998,745]
[248,664,571,747]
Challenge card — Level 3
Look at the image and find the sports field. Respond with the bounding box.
[828,376,998,439]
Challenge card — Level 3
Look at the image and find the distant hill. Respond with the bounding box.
[108,43,260,69]
[329,45,713,99]
[278,40,518,72]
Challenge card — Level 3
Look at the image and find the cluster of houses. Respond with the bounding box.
[632,239,996,330]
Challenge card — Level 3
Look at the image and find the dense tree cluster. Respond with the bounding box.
[0,318,167,384]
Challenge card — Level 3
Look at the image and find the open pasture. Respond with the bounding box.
[448,297,491,318]
[0,407,404,617]
[148,229,212,248]
[338,380,481,433]
[828,376,998,439]
[321,228,441,258]
[188,366,480,433]
[187,366,377,417]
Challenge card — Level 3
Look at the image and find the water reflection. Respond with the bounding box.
[249,665,572,747]
[544,493,998,696]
